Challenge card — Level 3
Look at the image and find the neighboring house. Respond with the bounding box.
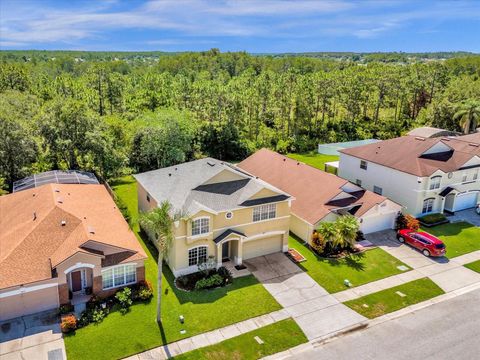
[406,126,459,138]
[134,158,292,277]
[338,133,480,217]
[0,173,147,321]
[237,149,401,243]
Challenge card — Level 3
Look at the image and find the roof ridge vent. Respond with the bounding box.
[415,137,426,141]
[33,212,37,221]
[88,225,95,234]
[468,143,479,147]
[57,196,64,203]
[207,161,216,167]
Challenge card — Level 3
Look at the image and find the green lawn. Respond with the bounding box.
[64,176,282,360]
[464,260,480,273]
[287,152,339,172]
[174,318,307,360]
[422,222,480,259]
[289,235,411,293]
[344,278,444,319]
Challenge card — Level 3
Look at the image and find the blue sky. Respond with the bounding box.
[1,0,479,53]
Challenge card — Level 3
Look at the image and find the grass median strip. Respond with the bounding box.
[422,222,480,258]
[173,318,307,360]
[289,234,411,293]
[344,278,444,319]
[464,260,480,273]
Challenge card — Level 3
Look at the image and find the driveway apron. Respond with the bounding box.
[244,253,366,340]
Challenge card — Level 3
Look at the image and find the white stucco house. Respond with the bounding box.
[338,132,480,217]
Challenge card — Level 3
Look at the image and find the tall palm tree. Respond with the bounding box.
[335,215,360,247]
[453,100,480,134]
[139,201,185,323]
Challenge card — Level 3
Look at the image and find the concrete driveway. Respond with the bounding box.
[244,253,366,341]
[0,310,65,360]
[447,209,480,226]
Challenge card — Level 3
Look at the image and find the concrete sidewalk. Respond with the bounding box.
[125,309,290,360]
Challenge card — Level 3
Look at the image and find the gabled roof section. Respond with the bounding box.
[0,183,147,289]
[340,134,480,177]
[214,229,246,244]
[134,158,290,215]
[237,149,386,225]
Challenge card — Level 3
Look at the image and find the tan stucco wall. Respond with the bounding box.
[167,201,291,275]
[137,182,158,214]
[55,252,103,284]
[289,213,313,242]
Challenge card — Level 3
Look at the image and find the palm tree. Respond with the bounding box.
[335,215,360,247]
[317,222,343,251]
[453,100,480,134]
[139,201,185,323]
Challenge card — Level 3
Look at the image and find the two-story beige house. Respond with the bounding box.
[339,132,480,217]
[134,158,292,276]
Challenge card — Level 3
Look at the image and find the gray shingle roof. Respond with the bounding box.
[134,158,290,215]
[214,229,246,244]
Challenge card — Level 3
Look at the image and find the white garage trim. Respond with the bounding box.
[0,282,58,298]
[243,230,286,242]
[360,210,397,234]
[64,262,95,274]
[454,191,479,211]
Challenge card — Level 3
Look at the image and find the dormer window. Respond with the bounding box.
[429,176,441,190]
[192,217,209,236]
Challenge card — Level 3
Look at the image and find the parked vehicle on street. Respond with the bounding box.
[397,229,446,257]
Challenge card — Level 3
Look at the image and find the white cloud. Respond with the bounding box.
[0,0,479,48]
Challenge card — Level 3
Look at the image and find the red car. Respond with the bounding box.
[397,229,446,257]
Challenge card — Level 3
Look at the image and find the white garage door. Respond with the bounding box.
[454,191,479,211]
[243,236,283,260]
[360,212,396,234]
[0,285,59,321]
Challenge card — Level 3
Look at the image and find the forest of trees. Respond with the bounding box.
[1,50,479,192]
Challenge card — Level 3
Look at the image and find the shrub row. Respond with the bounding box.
[60,280,153,333]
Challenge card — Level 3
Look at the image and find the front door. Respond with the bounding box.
[222,242,230,261]
[71,271,82,292]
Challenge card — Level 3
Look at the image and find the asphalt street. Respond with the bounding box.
[289,288,480,360]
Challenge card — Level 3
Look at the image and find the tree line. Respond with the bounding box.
[1,49,479,192]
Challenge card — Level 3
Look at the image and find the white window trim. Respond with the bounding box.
[429,176,442,190]
[191,216,210,237]
[422,198,435,214]
[101,264,137,290]
[188,245,208,267]
[253,203,276,222]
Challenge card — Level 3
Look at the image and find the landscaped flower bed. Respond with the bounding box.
[61,280,153,333]
[175,266,233,291]
[417,213,449,227]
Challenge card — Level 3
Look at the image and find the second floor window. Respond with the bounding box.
[462,173,467,182]
[192,217,209,236]
[360,160,368,170]
[429,176,441,190]
[373,186,383,195]
[253,204,276,222]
